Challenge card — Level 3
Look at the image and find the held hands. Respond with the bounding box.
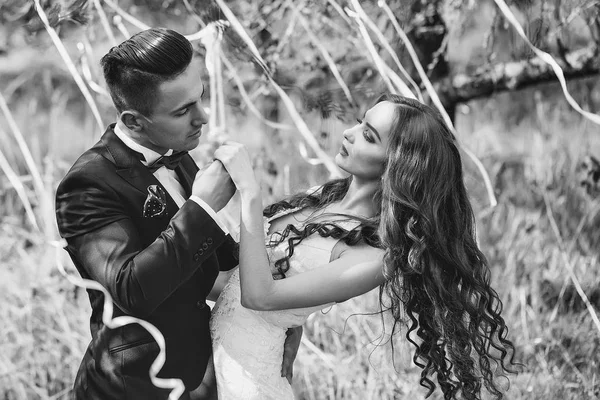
[214,142,260,197]
[191,160,236,212]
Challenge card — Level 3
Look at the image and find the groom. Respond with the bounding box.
[56,28,298,400]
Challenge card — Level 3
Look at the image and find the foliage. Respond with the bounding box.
[0,0,89,32]
[2,111,600,398]
[1,0,600,399]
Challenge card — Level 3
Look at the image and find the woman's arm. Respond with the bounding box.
[215,142,386,311]
[238,192,385,311]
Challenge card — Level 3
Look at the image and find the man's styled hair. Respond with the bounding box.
[100,28,193,116]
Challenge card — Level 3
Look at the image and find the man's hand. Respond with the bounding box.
[190,355,218,400]
[191,160,236,212]
[207,269,236,302]
[281,326,303,384]
[213,142,260,196]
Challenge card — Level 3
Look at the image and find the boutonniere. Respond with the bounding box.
[143,185,167,218]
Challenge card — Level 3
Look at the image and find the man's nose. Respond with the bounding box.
[192,105,209,126]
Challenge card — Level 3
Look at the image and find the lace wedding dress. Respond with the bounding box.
[209,208,355,399]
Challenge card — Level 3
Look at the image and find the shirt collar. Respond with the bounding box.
[113,122,173,167]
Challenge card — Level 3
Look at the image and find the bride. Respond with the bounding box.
[210,94,518,400]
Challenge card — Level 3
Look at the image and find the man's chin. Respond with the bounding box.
[184,137,201,151]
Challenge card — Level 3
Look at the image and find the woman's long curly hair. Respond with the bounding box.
[265,94,518,399]
[263,177,381,279]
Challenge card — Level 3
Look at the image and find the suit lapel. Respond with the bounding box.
[101,125,179,217]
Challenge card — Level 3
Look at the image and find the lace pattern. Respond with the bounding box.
[209,207,358,399]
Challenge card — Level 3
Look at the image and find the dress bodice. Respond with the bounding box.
[215,207,359,328]
[209,207,360,399]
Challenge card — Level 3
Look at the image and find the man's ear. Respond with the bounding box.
[120,111,145,132]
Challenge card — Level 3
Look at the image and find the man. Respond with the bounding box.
[55,28,298,400]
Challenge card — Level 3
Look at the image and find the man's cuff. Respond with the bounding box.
[189,195,230,235]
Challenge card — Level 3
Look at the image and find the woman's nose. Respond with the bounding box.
[343,128,354,143]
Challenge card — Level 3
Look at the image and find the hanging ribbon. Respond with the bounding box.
[379,0,499,208]
[493,0,600,126]
[50,240,185,400]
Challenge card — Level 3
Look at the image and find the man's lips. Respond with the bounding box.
[189,129,202,137]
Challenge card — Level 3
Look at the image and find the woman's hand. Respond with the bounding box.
[213,142,260,197]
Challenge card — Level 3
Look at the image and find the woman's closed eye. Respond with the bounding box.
[356,118,375,143]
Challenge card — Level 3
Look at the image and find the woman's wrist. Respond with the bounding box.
[239,186,262,202]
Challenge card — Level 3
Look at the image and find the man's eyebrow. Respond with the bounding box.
[365,121,381,141]
[172,84,205,113]
[173,100,196,113]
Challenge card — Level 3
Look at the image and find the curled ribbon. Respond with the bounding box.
[51,239,186,400]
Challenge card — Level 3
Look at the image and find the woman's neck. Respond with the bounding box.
[335,177,379,218]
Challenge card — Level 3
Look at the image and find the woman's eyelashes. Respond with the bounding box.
[356,118,375,143]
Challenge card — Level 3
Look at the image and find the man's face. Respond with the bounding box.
[140,58,208,154]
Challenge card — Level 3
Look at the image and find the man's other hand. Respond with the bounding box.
[281,325,303,384]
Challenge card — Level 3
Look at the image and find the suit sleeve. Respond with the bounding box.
[56,171,228,318]
[189,195,239,271]
[215,236,239,271]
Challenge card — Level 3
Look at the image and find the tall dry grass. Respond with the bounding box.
[1,83,599,399]
[1,1,599,398]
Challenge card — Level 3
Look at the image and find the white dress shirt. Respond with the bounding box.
[113,123,229,235]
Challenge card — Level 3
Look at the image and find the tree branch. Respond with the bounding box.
[435,45,599,107]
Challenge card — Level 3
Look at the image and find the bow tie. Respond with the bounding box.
[147,151,188,173]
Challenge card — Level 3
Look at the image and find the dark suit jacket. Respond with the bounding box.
[55,125,238,400]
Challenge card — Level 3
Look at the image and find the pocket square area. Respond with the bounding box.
[143,185,167,218]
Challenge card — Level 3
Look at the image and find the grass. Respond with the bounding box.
[1,35,600,400]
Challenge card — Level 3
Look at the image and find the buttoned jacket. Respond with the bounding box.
[55,125,237,399]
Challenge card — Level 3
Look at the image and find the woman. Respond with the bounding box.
[210,94,518,400]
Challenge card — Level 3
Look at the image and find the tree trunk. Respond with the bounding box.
[434,45,599,108]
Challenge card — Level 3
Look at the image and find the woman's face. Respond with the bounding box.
[335,101,396,180]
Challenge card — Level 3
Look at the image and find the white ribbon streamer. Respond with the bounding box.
[214,0,343,178]
[103,0,217,43]
[350,0,422,100]
[494,0,600,126]
[102,0,150,30]
[345,7,403,96]
[77,42,111,98]
[220,53,294,131]
[0,131,39,230]
[112,15,131,38]
[200,24,221,137]
[34,0,104,132]
[379,0,498,208]
[295,7,355,105]
[51,239,186,400]
[0,90,53,231]
[93,0,117,46]
[298,142,326,166]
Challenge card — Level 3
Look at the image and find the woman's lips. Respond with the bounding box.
[339,143,349,156]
